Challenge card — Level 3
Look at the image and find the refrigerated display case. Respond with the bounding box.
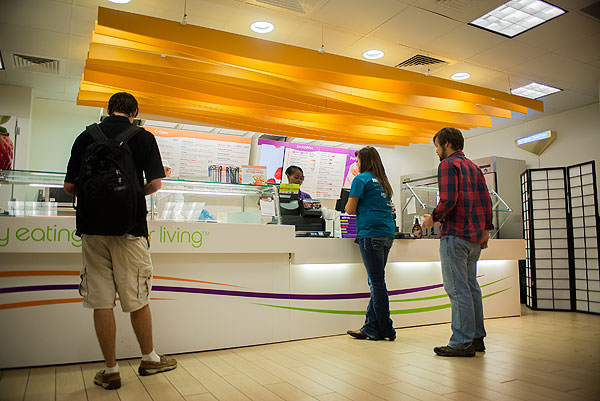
[400,156,526,238]
[400,183,513,239]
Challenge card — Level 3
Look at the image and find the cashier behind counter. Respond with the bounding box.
[279,188,327,237]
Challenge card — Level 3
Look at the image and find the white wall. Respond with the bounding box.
[0,84,33,170]
[378,144,437,208]
[29,98,100,172]
[464,103,600,186]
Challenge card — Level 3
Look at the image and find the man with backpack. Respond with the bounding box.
[64,92,177,390]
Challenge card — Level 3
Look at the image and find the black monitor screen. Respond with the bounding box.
[335,188,350,212]
[49,188,73,203]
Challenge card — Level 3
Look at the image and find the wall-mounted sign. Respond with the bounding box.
[515,130,556,155]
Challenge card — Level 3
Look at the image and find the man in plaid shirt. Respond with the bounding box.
[423,127,493,357]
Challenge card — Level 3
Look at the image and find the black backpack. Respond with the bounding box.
[74,123,145,236]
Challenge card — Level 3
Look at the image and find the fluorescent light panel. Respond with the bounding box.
[0,50,4,69]
[516,131,551,145]
[511,82,561,99]
[470,0,565,38]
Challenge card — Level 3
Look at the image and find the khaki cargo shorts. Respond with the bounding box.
[80,234,153,312]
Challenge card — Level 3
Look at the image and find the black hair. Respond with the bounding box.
[107,92,139,117]
[285,165,304,176]
[433,127,464,151]
[355,146,393,197]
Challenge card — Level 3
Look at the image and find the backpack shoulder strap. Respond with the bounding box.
[115,125,143,144]
[85,123,107,142]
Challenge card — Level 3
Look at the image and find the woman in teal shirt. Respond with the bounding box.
[345,146,396,341]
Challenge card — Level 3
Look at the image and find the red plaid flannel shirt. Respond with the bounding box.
[432,151,493,243]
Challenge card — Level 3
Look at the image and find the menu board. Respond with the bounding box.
[258,139,357,199]
[147,126,251,179]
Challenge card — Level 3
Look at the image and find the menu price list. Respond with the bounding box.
[340,215,357,239]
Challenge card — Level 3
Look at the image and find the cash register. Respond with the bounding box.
[279,186,329,237]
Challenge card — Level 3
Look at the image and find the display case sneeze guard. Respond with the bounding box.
[0,169,280,224]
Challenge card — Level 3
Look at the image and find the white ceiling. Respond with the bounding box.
[0,0,599,142]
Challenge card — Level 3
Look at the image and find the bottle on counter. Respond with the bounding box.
[412,216,423,239]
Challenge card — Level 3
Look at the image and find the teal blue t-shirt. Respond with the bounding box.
[349,171,395,238]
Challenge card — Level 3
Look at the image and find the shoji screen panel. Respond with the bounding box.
[521,172,534,308]
[567,161,600,314]
[523,168,571,310]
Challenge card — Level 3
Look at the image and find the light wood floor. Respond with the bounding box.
[2,306,599,401]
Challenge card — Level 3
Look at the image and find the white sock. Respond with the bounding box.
[104,363,119,374]
[142,349,160,362]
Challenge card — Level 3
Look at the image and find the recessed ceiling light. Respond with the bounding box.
[470,0,565,38]
[0,50,4,70]
[250,21,275,34]
[362,49,384,60]
[451,72,471,81]
[511,82,561,99]
[107,0,132,3]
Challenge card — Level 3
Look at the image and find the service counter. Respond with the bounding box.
[0,217,524,368]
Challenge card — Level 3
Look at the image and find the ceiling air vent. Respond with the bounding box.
[395,54,448,69]
[12,53,60,75]
[245,0,326,15]
[256,0,304,13]
[581,1,600,21]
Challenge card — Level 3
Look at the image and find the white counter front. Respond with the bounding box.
[0,217,523,368]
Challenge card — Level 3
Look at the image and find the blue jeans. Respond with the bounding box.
[440,235,486,348]
[358,237,395,340]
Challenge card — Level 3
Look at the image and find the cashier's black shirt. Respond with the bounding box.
[65,115,165,238]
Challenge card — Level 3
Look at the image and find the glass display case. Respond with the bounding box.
[150,178,279,224]
[0,169,280,225]
[400,183,513,239]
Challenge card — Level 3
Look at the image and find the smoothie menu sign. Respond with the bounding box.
[258,139,359,199]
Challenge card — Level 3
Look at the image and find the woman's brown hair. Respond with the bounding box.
[355,146,394,197]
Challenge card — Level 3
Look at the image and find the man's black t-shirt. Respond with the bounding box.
[65,115,165,237]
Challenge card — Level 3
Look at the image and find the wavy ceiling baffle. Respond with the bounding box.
[77,7,544,146]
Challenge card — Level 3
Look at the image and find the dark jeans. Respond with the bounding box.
[358,236,395,339]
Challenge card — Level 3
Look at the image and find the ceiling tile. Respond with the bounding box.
[287,21,363,55]
[344,36,416,67]
[412,0,507,23]
[467,40,549,71]
[0,24,70,59]
[434,61,502,86]
[309,0,408,35]
[7,69,66,94]
[547,0,598,11]
[553,31,600,64]
[541,89,598,113]
[184,0,241,30]
[68,35,92,60]
[70,5,98,37]
[66,59,84,79]
[507,52,600,97]
[65,77,82,97]
[224,3,306,43]
[424,24,506,61]
[0,0,72,34]
[514,10,600,52]
[371,6,462,49]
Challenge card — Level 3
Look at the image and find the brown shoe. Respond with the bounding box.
[94,370,121,390]
[138,355,178,376]
[346,329,368,339]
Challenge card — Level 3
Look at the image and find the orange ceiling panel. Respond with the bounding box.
[77,7,544,146]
